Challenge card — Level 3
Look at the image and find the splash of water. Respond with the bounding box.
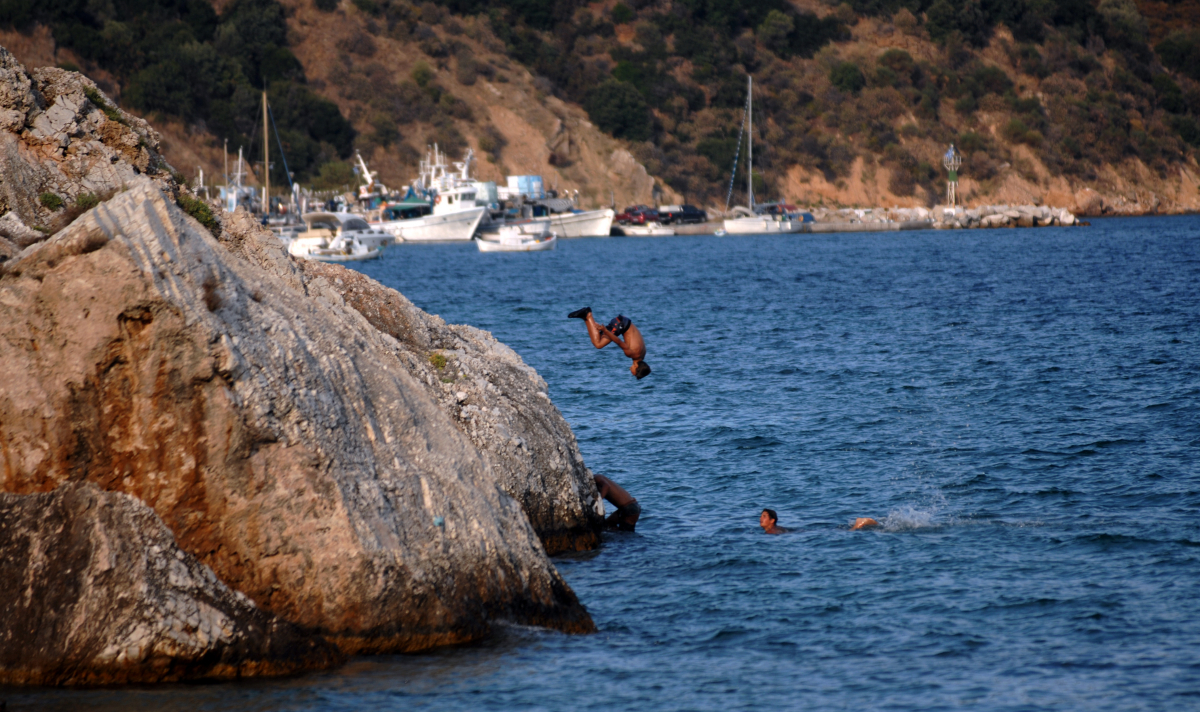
[881,504,940,531]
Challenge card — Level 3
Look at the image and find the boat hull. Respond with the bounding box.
[549,209,614,238]
[618,223,675,236]
[298,248,384,262]
[476,235,557,252]
[379,207,486,242]
[722,217,806,234]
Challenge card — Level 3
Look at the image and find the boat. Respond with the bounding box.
[477,216,552,239]
[293,211,393,248]
[618,222,674,236]
[476,227,557,252]
[723,76,806,235]
[289,233,383,262]
[375,146,486,242]
[547,208,615,238]
[287,211,390,261]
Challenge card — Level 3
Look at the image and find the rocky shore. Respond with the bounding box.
[0,47,602,685]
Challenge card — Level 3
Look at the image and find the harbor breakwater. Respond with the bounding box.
[670,204,1081,236]
[0,48,601,685]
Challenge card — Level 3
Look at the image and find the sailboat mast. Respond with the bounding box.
[747,75,753,211]
[262,90,269,216]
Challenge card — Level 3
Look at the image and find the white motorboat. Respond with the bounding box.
[375,146,486,242]
[476,228,557,252]
[294,211,393,249]
[548,208,615,238]
[618,222,675,236]
[723,76,805,236]
[289,233,383,262]
[478,217,552,239]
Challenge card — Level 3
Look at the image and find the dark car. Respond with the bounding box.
[616,205,659,225]
[657,204,708,224]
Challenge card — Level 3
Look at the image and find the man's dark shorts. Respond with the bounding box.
[605,500,641,532]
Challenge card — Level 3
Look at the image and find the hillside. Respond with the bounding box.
[4,0,1200,215]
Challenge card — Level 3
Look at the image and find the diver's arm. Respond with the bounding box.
[598,326,628,351]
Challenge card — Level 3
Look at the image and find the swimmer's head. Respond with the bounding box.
[760,509,777,529]
[633,360,651,379]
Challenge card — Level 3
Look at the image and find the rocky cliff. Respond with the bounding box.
[0,49,603,679]
[0,483,342,685]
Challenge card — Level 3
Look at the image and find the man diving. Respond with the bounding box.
[568,307,651,379]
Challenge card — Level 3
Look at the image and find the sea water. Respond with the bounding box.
[9,217,1200,711]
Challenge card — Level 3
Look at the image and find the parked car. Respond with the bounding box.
[755,203,814,222]
[616,205,660,225]
[657,204,708,224]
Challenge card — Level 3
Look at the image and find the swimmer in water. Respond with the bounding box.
[568,307,650,379]
[760,509,879,533]
[595,474,640,531]
[760,509,789,534]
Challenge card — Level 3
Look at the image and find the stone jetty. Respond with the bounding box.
[0,47,603,685]
[808,204,1079,232]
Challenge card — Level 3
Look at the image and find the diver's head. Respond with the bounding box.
[633,360,651,379]
[760,509,778,530]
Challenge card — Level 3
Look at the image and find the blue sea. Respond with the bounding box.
[10,217,1200,711]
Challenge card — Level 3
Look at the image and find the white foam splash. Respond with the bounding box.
[881,505,940,531]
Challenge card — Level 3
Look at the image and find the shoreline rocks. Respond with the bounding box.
[0,179,595,659]
[0,483,342,685]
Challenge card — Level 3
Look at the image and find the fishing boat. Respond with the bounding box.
[618,222,675,236]
[375,146,486,242]
[545,206,615,238]
[289,233,383,262]
[476,229,558,252]
[723,77,806,235]
[288,212,389,261]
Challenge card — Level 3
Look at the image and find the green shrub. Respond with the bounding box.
[1157,30,1200,82]
[39,192,64,211]
[311,162,357,191]
[958,131,989,154]
[611,3,634,25]
[411,61,435,87]
[585,80,652,141]
[830,62,865,93]
[176,195,220,237]
[351,0,380,16]
[429,352,447,369]
[1152,74,1186,114]
[83,86,124,125]
[315,0,338,11]
[75,193,100,211]
[1172,115,1200,147]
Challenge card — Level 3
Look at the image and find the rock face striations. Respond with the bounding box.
[297,259,605,554]
[0,483,342,685]
[0,49,601,683]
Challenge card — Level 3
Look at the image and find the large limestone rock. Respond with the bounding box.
[214,208,604,555]
[0,46,172,234]
[297,259,604,554]
[0,482,342,685]
[0,179,593,655]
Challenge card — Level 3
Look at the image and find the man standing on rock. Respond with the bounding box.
[595,474,640,531]
[568,307,650,379]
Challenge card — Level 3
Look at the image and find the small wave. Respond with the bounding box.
[732,435,782,450]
